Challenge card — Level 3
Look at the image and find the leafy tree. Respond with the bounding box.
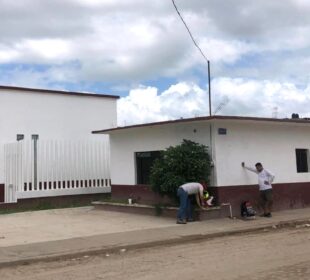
[150,139,211,200]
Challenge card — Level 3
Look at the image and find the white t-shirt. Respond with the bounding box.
[245,166,275,191]
[180,182,204,195]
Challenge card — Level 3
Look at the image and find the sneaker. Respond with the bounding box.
[176,219,187,224]
[187,218,194,222]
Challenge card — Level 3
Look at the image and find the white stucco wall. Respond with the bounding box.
[109,121,214,185]
[0,88,117,183]
[213,120,310,186]
[108,118,310,188]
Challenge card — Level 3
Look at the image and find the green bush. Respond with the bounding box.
[150,139,211,200]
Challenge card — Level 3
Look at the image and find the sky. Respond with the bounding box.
[1,0,310,125]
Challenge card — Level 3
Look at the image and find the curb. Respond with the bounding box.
[0,218,309,269]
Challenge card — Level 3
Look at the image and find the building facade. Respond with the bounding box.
[0,85,119,203]
[93,116,310,215]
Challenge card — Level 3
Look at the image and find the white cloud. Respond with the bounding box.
[117,86,163,126]
[117,82,209,126]
[21,39,71,61]
[1,0,310,84]
[118,79,310,125]
[1,0,310,123]
[199,38,252,64]
[0,47,19,63]
[212,78,310,118]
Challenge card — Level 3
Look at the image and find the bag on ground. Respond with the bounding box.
[241,201,256,217]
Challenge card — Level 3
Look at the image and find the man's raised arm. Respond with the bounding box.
[241,162,258,173]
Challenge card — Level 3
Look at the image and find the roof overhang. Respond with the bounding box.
[0,85,120,99]
[92,115,310,134]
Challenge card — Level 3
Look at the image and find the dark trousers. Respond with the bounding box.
[260,189,273,213]
[177,188,193,220]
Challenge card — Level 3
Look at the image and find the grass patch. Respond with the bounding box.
[154,204,164,216]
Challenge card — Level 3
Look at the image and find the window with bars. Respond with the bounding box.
[295,149,309,173]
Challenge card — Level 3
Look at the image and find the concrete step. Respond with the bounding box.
[92,201,225,220]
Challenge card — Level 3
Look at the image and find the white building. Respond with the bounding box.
[0,85,118,203]
[93,115,310,214]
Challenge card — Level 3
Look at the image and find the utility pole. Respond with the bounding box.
[171,0,212,116]
[208,60,211,116]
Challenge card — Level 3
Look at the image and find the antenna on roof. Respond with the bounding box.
[214,96,230,115]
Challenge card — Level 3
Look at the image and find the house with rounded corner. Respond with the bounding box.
[93,115,310,216]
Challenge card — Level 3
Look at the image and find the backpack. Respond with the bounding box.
[241,201,256,217]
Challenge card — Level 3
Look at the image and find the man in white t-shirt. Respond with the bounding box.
[176,182,205,224]
[242,162,275,217]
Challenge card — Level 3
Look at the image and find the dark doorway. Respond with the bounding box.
[136,151,161,184]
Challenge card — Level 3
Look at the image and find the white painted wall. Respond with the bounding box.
[110,121,214,185]
[214,120,310,186]
[0,88,117,183]
[109,118,310,188]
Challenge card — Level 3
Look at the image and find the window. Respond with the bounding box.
[136,151,161,184]
[295,149,309,173]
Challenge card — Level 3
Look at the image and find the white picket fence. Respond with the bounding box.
[4,140,111,203]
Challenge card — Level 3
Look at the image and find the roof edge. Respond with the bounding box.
[0,85,120,99]
[92,115,310,134]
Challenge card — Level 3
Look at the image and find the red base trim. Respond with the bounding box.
[0,193,110,210]
[111,185,171,205]
[112,182,310,217]
[0,184,4,203]
[209,182,310,216]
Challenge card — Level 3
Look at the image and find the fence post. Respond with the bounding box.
[32,135,39,190]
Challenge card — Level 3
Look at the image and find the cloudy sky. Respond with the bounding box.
[1,0,310,125]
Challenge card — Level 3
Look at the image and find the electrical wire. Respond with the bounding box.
[172,0,212,117]
[171,0,209,63]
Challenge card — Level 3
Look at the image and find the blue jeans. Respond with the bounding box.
[177,188,193,220]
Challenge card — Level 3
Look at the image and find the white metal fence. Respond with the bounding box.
[4,140,111,203]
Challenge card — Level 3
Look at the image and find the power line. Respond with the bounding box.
[171,0,212,116]
[171,0,209,63]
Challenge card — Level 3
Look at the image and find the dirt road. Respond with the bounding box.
[2,227,310,280]
[0,207,177,247]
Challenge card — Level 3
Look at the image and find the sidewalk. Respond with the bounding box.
[0,207,309,268]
